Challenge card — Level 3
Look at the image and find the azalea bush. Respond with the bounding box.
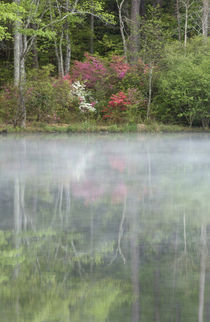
[0,55,149,125]
[102,92,131,122]
[71,53,108,89]
[71,54,148,122]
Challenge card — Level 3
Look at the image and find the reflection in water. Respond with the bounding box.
[0,133,210,321]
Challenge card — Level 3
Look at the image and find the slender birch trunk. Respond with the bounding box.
[14,23,21,87]
[176,0,182,41]
[116,0,128,61]
[65,33,71,74]
[146,64,153,120]
[64,0,71,74]
[14,0,27,127]
[59,32,64,78]
[202,0,209,37]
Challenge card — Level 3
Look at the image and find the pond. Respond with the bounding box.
[0,133,210,321]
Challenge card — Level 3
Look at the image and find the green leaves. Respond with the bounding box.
[156,37,210,127]
[0,2,25,40]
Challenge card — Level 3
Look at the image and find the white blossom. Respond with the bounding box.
[71,81,96,113]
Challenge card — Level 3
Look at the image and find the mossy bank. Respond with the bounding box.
[0,122,205,135]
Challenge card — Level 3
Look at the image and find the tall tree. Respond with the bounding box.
[13,0,54,127]
[49,0,115,76]
[116,0,128,60]
[129,0,141,62]
[202,0,209,37]
[176,0,182,41]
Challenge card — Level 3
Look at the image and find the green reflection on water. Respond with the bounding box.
[0,134,210,321]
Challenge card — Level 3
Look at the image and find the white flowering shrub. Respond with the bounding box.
[71,81,96,113]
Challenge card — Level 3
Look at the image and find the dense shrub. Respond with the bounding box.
[0,84,18,124]
[154,37,210,127]
[0,55,149,125]
[71,54,148,122]
[71,53,108,89]
[102,92,131,122]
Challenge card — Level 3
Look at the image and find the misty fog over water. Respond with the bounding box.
[0,133,210,321]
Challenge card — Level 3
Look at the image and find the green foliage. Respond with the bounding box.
[0,84,19,124]
[80,0,115,25]
[0,2,24,40]
[155,37,210,127]
[26,66,83,123]
[139,5,170,64]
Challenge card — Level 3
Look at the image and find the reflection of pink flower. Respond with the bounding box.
[109,157,126,172]
[112,183,127,203]
[72,181,104,204]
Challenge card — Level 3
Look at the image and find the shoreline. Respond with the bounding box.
[0,122,209,134]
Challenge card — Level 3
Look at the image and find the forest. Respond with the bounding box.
[0,0,210,129]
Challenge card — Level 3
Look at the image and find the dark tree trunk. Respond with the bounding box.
[129,0,141,63]
[32,39,39,69]
[90,14,94,54]
[156,0,163,7]
[140,0,145,15]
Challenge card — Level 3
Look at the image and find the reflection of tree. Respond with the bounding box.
[129,192,140,322]
[1,134,210,321]
[198,224,207,322]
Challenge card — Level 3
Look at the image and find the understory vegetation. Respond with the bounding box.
[0,0,210,129]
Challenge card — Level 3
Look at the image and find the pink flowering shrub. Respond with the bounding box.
[71,53,108,88]
[0,57,149,125]
[102,91,131,122]
[70,53,146,119]
[109,56,130,79]
[71,54,130,92]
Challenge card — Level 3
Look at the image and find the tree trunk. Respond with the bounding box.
[176,0,182,41]
[146,64,153,120]
[156,0,163,7]
[184,1,189,48]
[90,0,94,54]
[202,0,209,37]
[64,0,71,75]
[59,32,64,78]
[14,21,21,87]
[129,0,141,63]
[14,3,27,128]
[140,0,145,16]
[32,37,39,69]
[116,0,128,61]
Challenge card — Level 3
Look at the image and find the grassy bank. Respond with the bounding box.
[0,121,206,134]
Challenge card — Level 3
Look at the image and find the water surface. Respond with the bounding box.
[0,133,210,321]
